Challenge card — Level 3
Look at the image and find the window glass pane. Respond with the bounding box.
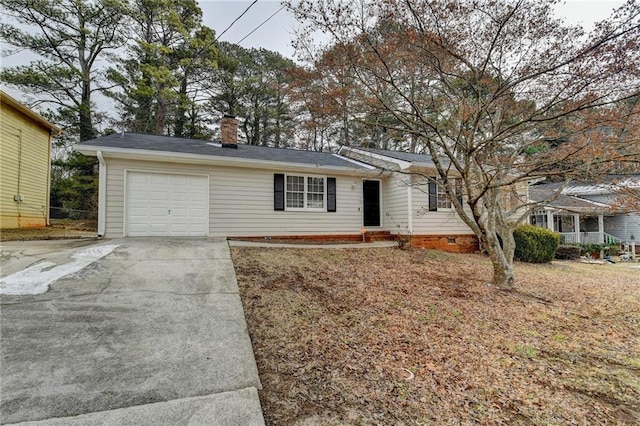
[306,177,325,209]
[286,175,305,208]
[437,179,451,209]
[307,193,324,209]
[287,175,304,191]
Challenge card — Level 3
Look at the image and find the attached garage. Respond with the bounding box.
[125,171,209,237]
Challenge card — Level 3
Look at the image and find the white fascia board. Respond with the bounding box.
[570,196,611,208]
[331,153,377,170]
[75,145,378,177]
[339,146,412,170]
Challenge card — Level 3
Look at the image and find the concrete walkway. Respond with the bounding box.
[1,238,264,425]
[229,240,398,249]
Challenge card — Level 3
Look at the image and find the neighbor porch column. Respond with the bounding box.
[574,213,580,243]
[598,214,604,244]
[546,210,554,232]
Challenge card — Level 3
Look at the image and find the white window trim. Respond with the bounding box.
[285,174,327,212]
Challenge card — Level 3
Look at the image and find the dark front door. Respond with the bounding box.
[363,180,381,227]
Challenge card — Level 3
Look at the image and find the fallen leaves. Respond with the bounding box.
[232,247,640,425]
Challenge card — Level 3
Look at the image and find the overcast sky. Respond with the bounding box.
[1,0,625,107]
[204,0,624,60]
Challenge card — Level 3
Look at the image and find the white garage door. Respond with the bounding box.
[125,171,209,237]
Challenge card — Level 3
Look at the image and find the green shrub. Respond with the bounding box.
[577,243,605,257]
[555,244,581,260]
[513,224,560,263]
[607,245,621,256]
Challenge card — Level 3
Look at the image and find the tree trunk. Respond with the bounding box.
[78,100,94,142]
[174,77,188,138]
[488,249,515,289]
[155,95,165,136]
[482,229,516,290]
[79,71,94,142]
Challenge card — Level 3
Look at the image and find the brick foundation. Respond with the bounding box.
[406,234,479,253]
[231,231,394,243]
[230,232,478,252]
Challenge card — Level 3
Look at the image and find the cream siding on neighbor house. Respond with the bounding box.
[102,158,365,238]
[0,107,51,228]
[410,183,474,235]
[382,174,410,234]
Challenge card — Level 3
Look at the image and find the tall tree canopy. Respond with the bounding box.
[209,42,297,147]
[288,0,640,288]
[0,0,129,141]
[108,0,218,138]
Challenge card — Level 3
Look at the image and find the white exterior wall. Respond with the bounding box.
[410,182,474,235]
[382,174,409,234]
[103,158,365,238]
[604,214,640,242]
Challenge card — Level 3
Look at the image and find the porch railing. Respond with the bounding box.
[559,232,621,244]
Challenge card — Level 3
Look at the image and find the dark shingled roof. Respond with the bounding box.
[76,132,368,169]
[529,184,610,212]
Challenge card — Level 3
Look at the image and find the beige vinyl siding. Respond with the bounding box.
[410,182,474,235]
[0,107,50,228]
[103,158,364,238]
[382,174,409,234]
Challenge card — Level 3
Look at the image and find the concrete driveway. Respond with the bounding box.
[0,238,263,425]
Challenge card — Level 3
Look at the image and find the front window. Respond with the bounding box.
[286,175,326,210]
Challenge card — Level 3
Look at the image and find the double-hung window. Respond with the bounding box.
[437,180,452,209]
[429,177,463,211]
[286,175,326,211]
[437,178,462,210]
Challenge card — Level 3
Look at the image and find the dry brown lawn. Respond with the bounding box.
[0,219,97,241]
[232,247,640,425]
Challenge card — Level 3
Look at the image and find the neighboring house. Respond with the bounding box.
[74,116,478,252]
[529,177,640,244]
[0,91,61,229]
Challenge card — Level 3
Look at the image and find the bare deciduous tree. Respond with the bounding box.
[288,0,640,288]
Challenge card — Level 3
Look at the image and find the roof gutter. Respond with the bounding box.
[96,151,106,238]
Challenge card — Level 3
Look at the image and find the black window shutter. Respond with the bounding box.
[274,174,284,211]
[428,181,438,211]
[327,177,336,212]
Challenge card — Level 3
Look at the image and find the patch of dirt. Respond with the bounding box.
[232,247,640,425]
[1,220,97,241]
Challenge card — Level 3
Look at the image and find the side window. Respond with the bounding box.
[429,178,462,211]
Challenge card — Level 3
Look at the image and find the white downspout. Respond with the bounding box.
[407,184,413,235]
[97,151,107,238]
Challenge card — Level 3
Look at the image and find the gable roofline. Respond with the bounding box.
[562,176,640,196]
[338,146,442,172]
[1,91,61,136]
[338,146,413,170]
[76,144,379,176]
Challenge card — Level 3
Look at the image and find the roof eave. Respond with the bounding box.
[75,144,380,176]
[1,91,62,136]
[338,146,412,170]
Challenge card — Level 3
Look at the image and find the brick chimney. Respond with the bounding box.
[221,115,238,149]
